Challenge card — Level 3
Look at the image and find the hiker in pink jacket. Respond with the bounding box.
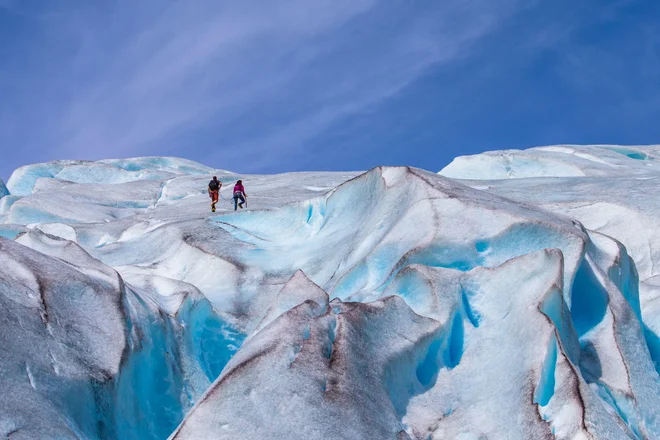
[233,180,247,211]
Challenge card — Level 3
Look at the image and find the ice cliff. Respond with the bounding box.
[0,149,659,439]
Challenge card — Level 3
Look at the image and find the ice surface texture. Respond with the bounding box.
[440,145,660,381]
[1,153,660,439]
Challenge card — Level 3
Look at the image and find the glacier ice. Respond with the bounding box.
[0,229,244,440]
[440,145,660,377]
[440,145,660,180]
[0,178,8,199]
[5,157,216,197]
[1,152,660,439]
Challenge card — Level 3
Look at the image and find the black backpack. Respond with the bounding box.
[209,180,219,191]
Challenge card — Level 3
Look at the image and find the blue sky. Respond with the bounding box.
[2,0,660,180]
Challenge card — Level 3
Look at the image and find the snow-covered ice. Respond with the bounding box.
[1,151,660,439]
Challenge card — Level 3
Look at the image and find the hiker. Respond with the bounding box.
[208,176,222,212]
[233,180,247,211]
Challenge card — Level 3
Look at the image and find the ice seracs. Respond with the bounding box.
[172,166,660,439]
[440,145,660,376]
[0,228,243,440]
[0,234,126,439]
[2,152,660,439]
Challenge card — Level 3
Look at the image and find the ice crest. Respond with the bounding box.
[6,156,216,196]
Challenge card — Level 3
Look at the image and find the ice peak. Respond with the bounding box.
[252,269,329,335]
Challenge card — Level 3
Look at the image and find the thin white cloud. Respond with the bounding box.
[219,0,529,169]
[2,0,528,172]
[56,0,380,155]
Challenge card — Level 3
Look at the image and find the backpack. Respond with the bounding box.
[209,180,219,191]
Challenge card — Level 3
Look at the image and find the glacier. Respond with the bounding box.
[0,150,659,439]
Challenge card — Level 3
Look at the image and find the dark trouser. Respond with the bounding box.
[233,193,245,210]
